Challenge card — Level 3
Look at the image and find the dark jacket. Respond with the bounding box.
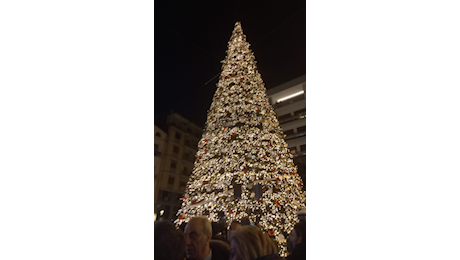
[286,242,306,260]
[255,254,284,260]
[210,239,230,260]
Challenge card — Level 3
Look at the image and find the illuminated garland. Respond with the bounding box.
[175,22,306,257]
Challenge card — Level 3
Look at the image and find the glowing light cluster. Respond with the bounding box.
[174,22,306,257]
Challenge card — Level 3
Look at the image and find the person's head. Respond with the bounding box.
[154,220,186,260]
[290,221,306,248]
[227,221,242,241]
[229,225,278,260]
[184,217,212,260]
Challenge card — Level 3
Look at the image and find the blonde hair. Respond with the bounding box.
[230,225,278,260]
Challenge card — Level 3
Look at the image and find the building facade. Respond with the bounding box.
[266,75,306,189]
[154,124,167,219]
[154,113,202,220]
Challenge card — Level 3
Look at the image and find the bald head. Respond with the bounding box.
[188,217,212,236]
[184,217,212,260]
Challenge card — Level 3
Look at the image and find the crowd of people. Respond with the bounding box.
[154,217,306,260]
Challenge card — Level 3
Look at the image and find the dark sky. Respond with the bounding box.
[154,0,306,128]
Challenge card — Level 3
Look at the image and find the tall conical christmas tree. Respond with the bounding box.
[175,22,305,256]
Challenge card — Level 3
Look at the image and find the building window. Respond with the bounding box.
[160,191,171,201]
[185,139,190,146]
[170,160,177,170]
[173,145,179,154]
[155,132,161,137]
[300,144,306,152]
[175,132,181,140]
[168,176,175,185]
[180,181,186,189]
[182,167,189,176]
[154,144,160,156]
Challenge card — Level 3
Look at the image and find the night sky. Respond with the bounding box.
[154,0,306,128]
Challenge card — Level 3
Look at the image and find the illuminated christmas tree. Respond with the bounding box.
[175,22,305,256]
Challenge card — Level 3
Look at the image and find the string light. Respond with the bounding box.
[175,21,306,257]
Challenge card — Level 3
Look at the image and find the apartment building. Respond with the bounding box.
[154,124,167,218]
[266,75,306,188]
[154,113,202,220]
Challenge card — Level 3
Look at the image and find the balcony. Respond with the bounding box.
[272,94,305,109]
